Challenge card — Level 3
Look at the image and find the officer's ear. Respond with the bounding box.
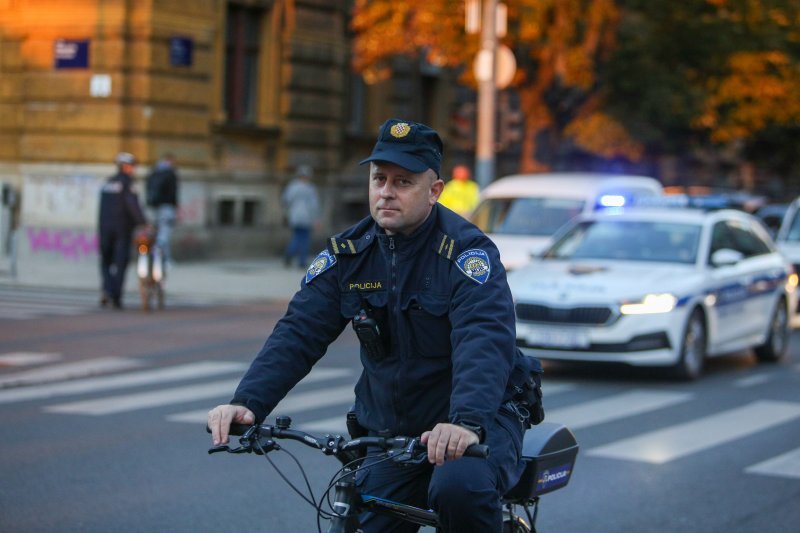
[429,172,444,205]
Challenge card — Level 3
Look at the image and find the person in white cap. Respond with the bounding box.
[97,152,147,309]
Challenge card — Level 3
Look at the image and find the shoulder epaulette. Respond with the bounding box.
[329,236,361,255]
[433,231,458,261]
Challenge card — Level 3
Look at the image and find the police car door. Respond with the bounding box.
[706,221,750,350]
[726,219,782,341]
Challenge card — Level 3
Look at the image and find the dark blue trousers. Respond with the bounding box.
[99,230,132,304]
[355,407,526,532]
[285,226,311,267]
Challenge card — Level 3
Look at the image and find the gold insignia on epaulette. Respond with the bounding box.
[390,123,411,138]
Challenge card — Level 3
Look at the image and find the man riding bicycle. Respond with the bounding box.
[208,118,543,532]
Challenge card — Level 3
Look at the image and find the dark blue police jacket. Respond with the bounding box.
[232,203,538,436]
[98,172,146,235]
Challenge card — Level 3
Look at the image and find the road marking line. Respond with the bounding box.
[733,374,772,387]
[542,382,576,396]
[745,447,800,479]
[300,416,348,433]
[0,357,142,388]
[587,400,800,464]
[45,379,244,415]
[546,390,693,430]
[0,352,62,367]
[0,361,248,404]
[167,384,356,424]
[46,367,353,416]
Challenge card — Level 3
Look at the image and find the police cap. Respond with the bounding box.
[115,152,137,166]
[359,119,443,176]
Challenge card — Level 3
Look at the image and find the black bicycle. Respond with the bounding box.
[208,416,578,532]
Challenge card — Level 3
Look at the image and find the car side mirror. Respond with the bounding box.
[711,248,744,267]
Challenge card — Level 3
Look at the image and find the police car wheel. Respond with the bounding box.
[673,309,706,380]
[754,299,789,363]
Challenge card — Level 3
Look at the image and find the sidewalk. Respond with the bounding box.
[0,254,306,304]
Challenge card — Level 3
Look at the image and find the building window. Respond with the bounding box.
[225,3,263,124]
[242,199,260,227]
[217,199,237,226]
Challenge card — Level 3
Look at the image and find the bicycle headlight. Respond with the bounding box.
[619,293,677,315]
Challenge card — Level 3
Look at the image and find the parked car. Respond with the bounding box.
[754,203,790,238]
[470,172,663,271]
[507,204,797,379]
[774,197,800,309]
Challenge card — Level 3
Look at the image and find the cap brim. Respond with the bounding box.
[359,151,429,173]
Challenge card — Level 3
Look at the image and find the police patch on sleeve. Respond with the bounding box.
[305,249,337,284]
[455,249,491,284]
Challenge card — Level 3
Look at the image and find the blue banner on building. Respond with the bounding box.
[169,36,193,67]
[54,39,90,69]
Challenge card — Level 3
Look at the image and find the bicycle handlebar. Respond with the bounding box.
[207,421,489,459]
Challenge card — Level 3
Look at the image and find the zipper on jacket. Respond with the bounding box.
[387,236,404,432]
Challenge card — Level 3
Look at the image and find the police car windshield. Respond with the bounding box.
[472,197,584,236]
[544,220,702,264]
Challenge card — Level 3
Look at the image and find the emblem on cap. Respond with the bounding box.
[305,249,337,284]
[455,249,491,284]
[390,122,411,138]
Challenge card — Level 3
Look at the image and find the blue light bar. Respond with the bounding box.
[599,194,626,208]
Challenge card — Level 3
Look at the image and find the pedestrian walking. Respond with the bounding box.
[98,152,147,309]
[437,164,479,217]
[281,164,320,268]
[145,152,179,267]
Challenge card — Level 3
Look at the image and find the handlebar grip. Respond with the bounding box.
[464,443,489,458]
[205,423,254,436]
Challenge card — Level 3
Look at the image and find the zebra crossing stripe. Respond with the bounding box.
[745,447,800,479]
[0,357,142,388]
[45,367,353,416]
[587,400,800,464]
[0,361,248,404]
[44,379,243,415]
[733,374,772,387]
[0,352,62,367]
[546,390,693,430]
[167,384,356,424]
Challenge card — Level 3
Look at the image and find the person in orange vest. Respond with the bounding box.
[438,164,479,217]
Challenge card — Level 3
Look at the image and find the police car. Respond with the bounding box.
[470,172,663,271]
[508,199,798,379]
[774,196,800,311]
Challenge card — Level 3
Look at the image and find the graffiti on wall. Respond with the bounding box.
[26,227,98,260]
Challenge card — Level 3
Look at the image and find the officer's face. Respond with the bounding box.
[369,162,443,236]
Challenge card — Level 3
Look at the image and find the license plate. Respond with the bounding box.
[525,327,590,349]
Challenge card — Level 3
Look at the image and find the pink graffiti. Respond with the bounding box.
[27,227,98,260]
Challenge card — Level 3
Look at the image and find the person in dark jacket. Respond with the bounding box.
[98,152,147,309]
[208,119,542,532]
[145,152,179,266]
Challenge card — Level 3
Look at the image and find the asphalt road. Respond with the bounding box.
[1,291,799,532]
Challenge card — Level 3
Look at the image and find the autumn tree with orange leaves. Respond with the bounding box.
[351,0,634,173]
[352,0,800,187]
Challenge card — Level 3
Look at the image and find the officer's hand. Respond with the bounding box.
[207,404,255,446]
[421,423,479,465]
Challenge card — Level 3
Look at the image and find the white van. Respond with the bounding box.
[470,172,663,270]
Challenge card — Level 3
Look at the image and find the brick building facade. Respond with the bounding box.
[0,0,456,261]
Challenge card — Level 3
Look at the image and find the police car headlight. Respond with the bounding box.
[619,293,677,315]
[787,273,798,292]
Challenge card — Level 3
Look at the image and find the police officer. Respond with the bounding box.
[98,152,147,309]
[208,119,542,532]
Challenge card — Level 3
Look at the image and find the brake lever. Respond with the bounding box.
[389,437,428,465]
[208,445,231,454]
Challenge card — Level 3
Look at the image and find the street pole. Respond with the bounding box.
[475,0,497,190]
